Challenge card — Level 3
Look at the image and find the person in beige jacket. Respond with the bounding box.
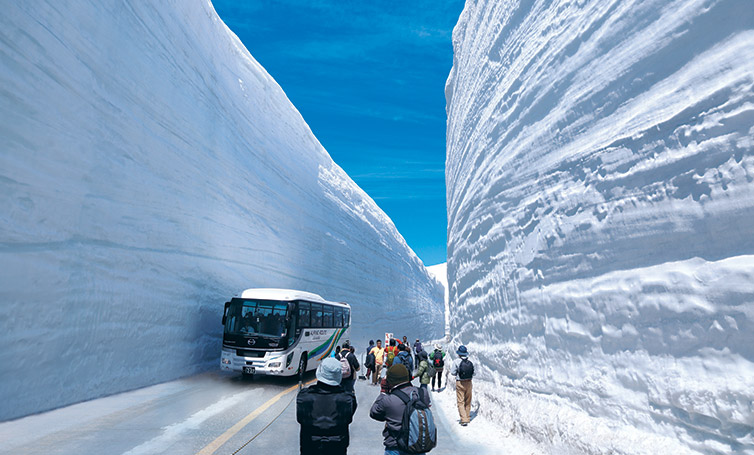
[369,340,385,385]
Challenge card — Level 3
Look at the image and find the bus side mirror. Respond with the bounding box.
[222,301,230,325]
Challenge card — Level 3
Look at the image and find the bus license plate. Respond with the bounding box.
[243,366,255,374]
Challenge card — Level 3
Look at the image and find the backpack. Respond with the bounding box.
[458,358,474,380]
[392,388,437,453]
[386,350,396,367]
[426,362,437,378]
[432,350,444,369]
[339,353,352,378]
[365,352,376,370]
[396,353,413,372]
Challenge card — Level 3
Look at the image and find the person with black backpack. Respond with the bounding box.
[369,364,437,454]
[450,345,474,426]
[429,344,446,392]
[296,357,358,454]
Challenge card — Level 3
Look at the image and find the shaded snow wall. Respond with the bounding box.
[0,1,443,421]
[446,0,754,454]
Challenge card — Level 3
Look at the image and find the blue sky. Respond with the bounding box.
[212,0,464,266]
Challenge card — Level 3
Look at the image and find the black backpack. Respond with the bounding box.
[432,350,444,368]
[392,388,437,453]
[458,358,474,380]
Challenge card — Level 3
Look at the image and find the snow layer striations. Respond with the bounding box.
[0,1,443,420]
[446,0,754,454]
[427,263,450,336]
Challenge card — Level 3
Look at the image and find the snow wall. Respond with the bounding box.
[0,1,444,421]
[446,0,754,454]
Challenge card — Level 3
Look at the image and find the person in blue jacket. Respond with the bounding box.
[394,343,414,376]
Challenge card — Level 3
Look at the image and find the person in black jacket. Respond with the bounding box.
[364,340,375,380]
[339,343,360,392]
[296,357,358,455]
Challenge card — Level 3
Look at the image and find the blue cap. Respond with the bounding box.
[456,345,468,357]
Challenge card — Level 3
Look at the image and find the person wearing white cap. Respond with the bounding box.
[296,357,358,454]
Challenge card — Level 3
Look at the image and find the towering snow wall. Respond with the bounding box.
[446,0,754,453]
[0,1,443,421]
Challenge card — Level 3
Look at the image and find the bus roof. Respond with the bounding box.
[238,288,349,307]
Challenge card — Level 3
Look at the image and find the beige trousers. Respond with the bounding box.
[372,363,383,384]
[456,379,473,424]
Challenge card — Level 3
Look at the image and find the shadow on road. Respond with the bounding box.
[234,370,317,387]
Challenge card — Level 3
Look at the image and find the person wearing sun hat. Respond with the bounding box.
[450,345,475,426]
[296,357,357,454]
[369,363,431,453]
[429,343,446,391]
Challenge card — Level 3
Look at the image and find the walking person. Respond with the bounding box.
[296,357,358,455]
[385,339,399,367]
[450,345,475,426]
[394,344,414,377]
[429,344,446,391]
[338,342,360,393]
[369,364,436,454]
[370,339,385,385]
[413,338,424,356]
[415,350,432,397]
[364,340,376,380]
[364,349,375,381]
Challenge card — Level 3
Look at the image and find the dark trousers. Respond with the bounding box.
[301,443,347,455]
[431,369,443,389]
[342,377,355,393]
[300,431,348,455]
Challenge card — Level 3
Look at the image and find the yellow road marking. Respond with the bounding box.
[196,379,315,455]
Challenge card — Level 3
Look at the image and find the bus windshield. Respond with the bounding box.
[225,299,288,338]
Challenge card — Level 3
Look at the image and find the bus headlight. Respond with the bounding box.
[222,358,231,365]
[267,361,282,369]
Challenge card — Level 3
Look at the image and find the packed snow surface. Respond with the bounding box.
[445,0,754,454]
[0,1,443,420]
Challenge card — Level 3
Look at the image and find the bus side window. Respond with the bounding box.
[344,308,350,327]
[311,303,323,328]
[298,302,311,329]
[334,307,343,328]
[287,309,298,346]
[322,306,334,328]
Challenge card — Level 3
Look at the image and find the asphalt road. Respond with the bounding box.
[0,370,487,455]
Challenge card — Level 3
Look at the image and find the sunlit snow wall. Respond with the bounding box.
[446,0,754,454]
[0,1,443,421]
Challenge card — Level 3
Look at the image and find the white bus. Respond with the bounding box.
[220,288,351,378]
